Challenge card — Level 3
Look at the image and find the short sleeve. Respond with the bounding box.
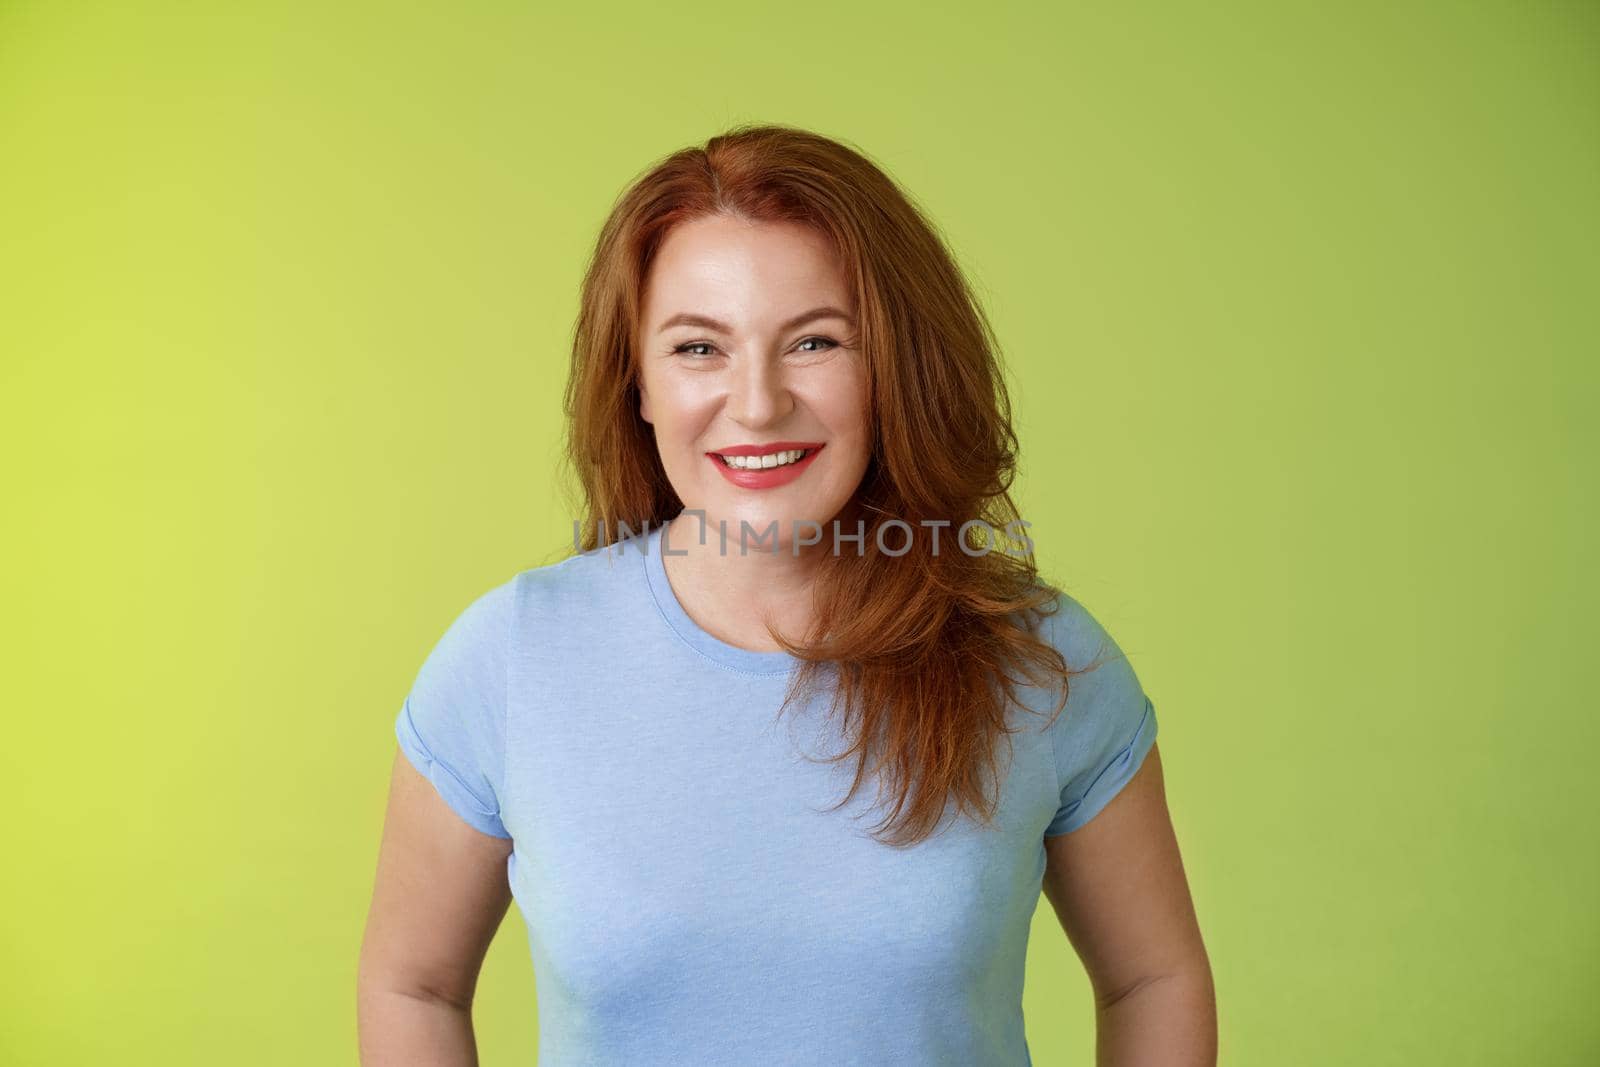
[1041,592,1159,837]
[392,577,518,839]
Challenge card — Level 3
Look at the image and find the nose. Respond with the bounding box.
[725,354,795,428]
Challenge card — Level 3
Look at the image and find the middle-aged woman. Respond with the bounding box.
[359,122,1216,1065]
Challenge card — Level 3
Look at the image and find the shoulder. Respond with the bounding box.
[503,539,647,624]
[401,551,604,701]
[1024,584,1159,835]
[1005,582,1146,741]
[1031,584,1151,721]
[1024,585,1129,674]
[446,571,522,640]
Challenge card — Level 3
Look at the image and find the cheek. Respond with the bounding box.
[810,366,870,443]
[648,375,719,434]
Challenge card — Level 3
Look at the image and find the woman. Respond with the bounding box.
[358,123,1215,1065]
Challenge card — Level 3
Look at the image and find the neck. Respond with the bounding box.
[659,512,825,654]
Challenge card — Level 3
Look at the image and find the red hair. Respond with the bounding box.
[562,123,1081,847]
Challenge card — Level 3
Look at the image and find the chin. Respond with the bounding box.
[690,506,836,553]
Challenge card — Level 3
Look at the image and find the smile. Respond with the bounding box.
[706,442,825,490]
[714,448,812,470]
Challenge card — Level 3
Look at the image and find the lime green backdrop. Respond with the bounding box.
[2,1,1594,1063]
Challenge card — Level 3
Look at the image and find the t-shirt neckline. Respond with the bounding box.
[642,522,801,676]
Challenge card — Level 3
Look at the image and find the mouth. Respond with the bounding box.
[710,446,818,470]
[706,442,825,489]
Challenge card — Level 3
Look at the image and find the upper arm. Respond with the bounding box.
[359,578,521,1005]
[361,747,514,1005]
[1041,742,1209,1004]
[1035,593,1208,999]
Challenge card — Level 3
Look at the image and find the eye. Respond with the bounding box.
[671,337,841,358]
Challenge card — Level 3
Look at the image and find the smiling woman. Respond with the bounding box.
[359,123,1215,1065]
[635,214,872,555]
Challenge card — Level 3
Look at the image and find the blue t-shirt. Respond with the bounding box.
[393,520,1157,1065]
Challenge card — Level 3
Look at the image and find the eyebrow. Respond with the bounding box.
[655,306,855,335]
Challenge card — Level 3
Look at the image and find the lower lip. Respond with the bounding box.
[708,446,824,490]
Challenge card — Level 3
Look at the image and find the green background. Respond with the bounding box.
[2,1,1594,1063]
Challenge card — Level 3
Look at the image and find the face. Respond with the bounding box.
[636,214,871,554]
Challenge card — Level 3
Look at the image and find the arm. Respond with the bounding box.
[1042,742,1217,1066]
[357,747,515,1065]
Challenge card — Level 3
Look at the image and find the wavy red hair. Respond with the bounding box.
[561,122,1085,847]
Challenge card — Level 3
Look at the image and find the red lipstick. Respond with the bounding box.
[706,442,825,490]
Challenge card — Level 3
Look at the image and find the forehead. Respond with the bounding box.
[642,215,850,322]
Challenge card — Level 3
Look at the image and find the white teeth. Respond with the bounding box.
[718,449,810,470]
